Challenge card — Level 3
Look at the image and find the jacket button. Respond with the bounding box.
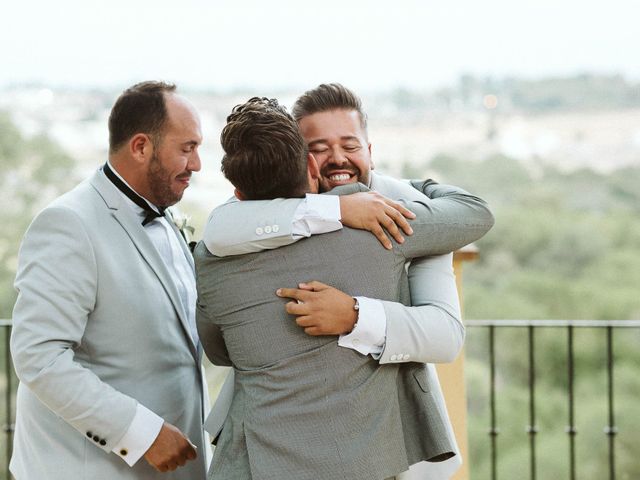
[86,431,92,438]
[255,227,263,235]
[403,354,410,360]
[390,354,397,361]
[99,439,106,446]
[93,435,100,442]
[272,224,279,232]
[120,449,128,456]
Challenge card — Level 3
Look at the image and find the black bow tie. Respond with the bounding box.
[103,163,166,226]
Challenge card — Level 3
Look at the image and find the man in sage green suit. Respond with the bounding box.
[10,82,208,479]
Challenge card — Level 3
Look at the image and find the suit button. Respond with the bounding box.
[99,439,106,446]
[120,449,128,456]
[272,224,279,233]
[403,354,410,360]
[264,225,272,234]
[255,227,263,235]
[93,435,100,442]
[390,354,397,361]
[86,431,92,438]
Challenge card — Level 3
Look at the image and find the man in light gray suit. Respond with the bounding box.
[10,82,208,479]
[203,84,494,478]
[195,97,493,479]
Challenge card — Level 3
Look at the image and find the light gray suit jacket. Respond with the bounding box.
[10,169,207,480]
[195,183,492,480]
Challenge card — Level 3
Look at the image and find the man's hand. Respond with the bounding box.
[143,422,197,473]
[339,192,415,249]
[276,281,357,336]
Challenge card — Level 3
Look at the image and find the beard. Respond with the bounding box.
[318,164,370,193]
[147,151,184,207]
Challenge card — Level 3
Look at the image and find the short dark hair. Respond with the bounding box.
[108,81,176,153]
[292,83,368,132]
[221,97,309,200]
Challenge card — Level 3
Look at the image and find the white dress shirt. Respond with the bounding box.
[104,162,198,466]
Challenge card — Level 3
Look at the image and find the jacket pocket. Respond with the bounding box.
[411,364,430,393]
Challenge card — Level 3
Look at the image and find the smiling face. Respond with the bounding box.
[298,109,373,192]
[146,94,202,206]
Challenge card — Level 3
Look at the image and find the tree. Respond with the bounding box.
[0,112,77,318]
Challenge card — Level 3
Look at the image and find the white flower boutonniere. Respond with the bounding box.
[169,208,196,245]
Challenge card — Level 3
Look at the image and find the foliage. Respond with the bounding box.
[424,153,640,479]
[0,111,77,318]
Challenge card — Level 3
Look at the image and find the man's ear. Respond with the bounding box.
[368,143,375,170]
[129,133,153,165]
[234,188,246,201]
[307,153,320,179]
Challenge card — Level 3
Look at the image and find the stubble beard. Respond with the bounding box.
[147,151,183,207]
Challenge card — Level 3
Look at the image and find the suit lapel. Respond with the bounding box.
[89,169,199,362]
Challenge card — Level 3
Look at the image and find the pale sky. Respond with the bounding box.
[1,0,638,92]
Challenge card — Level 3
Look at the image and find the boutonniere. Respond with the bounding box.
[169,208,196,250]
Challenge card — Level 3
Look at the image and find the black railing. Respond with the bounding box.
[1,319,638,480]
[466,320,640,480]
[1,320,13,480]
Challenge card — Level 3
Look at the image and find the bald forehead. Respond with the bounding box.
[162,93,202,143]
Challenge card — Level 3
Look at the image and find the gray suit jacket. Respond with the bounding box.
[195,184,476,480]
[202,176,494,478]
[10,169,207,480]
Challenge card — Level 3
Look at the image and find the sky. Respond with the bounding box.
[1,0,638,92]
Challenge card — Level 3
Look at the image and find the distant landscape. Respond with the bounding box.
[1,74,639,478]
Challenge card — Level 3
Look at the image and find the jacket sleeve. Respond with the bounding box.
[377,253,465,364]
[369,175,487,365]
[202,184,369,257]
[11,206,139,454]
[394,180,494,258]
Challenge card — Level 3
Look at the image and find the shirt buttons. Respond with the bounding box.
[120,449,128,456]
[390,354,398,361]
[255,227,264,235]
[403,354,410,360]
[272,224,279,232]
[264,225,272,234]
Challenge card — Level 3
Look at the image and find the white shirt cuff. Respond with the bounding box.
[291,194,342,236]
[112,404,164,467]
[338,297,387,356]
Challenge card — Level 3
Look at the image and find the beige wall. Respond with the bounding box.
[435,246,478,480]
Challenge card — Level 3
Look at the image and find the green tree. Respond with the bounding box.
[0,112,77,318]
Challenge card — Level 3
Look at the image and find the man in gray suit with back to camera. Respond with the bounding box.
[203,84,494,479]
[10,81,208,479]
[195,96,494,479]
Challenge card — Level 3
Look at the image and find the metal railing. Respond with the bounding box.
[1,319,638,480]
[466,319,640,480]
[1,320,13,480]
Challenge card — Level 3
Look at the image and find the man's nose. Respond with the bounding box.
[328,146,349,166]
[188,150,202,172]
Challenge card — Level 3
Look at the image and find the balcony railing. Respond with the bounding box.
[1,319,638,480]
[465,319,640,480]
